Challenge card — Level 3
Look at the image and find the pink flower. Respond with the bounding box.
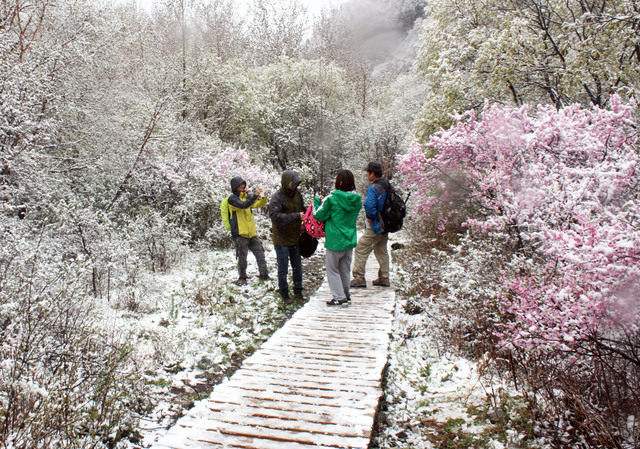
[399,96,640,350]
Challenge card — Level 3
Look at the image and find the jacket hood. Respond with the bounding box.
[230,176,246,194]
[332,189,362,212]
[281,170,301,195]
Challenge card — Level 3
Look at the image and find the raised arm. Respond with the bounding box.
[313,195,332,223]
[251,196,268,209]
[228,193,258,209]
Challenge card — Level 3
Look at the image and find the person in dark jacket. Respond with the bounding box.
[228,176,269,286]
[351,161,391,288]
[268,170,305,303]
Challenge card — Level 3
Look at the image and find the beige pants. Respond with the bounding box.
[352,229,389,280]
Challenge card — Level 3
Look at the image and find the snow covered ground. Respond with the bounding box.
[104,234,549,449]
[94,242,325,448]
[373,247,551,449]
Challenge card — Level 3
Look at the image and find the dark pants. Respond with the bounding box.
[274,245,303,298]
[235,236,268,279]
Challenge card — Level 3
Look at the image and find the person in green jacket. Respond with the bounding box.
[313,169,362,306]
[228,176,269,286]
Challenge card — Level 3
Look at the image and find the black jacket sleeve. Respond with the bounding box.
[228,193,257,209]
[268,193,301,229]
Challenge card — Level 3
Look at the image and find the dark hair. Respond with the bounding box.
[335,169,356,192]
[365,161,383,178]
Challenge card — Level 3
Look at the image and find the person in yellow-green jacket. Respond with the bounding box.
[228,176,269,286]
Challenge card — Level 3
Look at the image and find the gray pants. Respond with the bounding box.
[325,249,353,301]
[235,236,268,279]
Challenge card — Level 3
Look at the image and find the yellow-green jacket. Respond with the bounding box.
[228,176,267,238]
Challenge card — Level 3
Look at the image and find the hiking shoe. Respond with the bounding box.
[280,293,293,304]
[372,278,390,287]
[234,277,248,286]
[326,298,347,306]
[350,278,366,288]
[293,291,305,303]
[258,275,271,281]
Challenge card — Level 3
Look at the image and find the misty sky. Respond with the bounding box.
[134,0,347,17]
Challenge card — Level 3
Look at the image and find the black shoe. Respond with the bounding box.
[326,298,348,306]
[258,275,271,281]
[293,291,304,303]
[280,293,293,304]
[234,277,248,286]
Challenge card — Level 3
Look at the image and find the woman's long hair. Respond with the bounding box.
[335,169,356,192]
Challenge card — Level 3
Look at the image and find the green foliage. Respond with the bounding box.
[416,0,640,140]
[252,58,351,178]
[422,417,491,449]
[467,394,537,447]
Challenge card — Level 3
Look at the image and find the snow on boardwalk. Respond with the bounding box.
[154,261,395,449]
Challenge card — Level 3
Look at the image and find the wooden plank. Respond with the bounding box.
[152,257,394,449]
[290,309,392,319]
[211,385,378,410]
[285,323,390,333]
[229,373,380,395]
[219,385,373,408]
[261,343,381,360]
[274,331,386,346]
[240,360,382,382]
[206,398,373,425]
[234,363,381,384]
[249,348,380,365]
[206,398,372,426]
[176,420,371,448]
[278,328,389,342]
[253,350,382,369]
[159,427,358,449]
[223,381,372,404]
[265,336,384,351]
[181,412,371,438]
[285,322,391,333]
[230,369,381,390]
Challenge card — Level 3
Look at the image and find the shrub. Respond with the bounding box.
[398,97,640,446]
[0,219,149,448]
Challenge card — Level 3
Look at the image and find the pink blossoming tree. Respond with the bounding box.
[399,96,640,350]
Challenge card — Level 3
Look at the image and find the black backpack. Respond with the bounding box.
[298,230,319,258]
[381,183,407,233]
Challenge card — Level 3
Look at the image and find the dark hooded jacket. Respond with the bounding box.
[268,170,305,246]
[227,176,267,238]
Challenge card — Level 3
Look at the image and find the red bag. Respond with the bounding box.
[302,204,325,238]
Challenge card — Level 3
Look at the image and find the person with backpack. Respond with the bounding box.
[351,162,391,288]
[223,176,270,286]
[313,170,362,306]
[268,170,306,304]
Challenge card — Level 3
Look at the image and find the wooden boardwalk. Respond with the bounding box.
[154,261,395,449]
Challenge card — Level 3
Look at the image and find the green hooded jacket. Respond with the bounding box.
[314,190,362,252]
